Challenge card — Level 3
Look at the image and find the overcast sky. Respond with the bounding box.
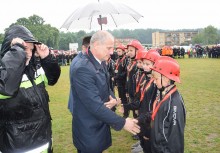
[0,0,219,33]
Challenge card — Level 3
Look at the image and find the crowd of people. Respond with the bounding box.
[187,45,220,58]
[0,25,187,153]
[52,44,220,68]
[51,50,78,66]
[154,45,220,59]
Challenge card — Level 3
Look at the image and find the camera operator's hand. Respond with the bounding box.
[11,38,32,65]
[35,44,49,59]
[11,37,25,47]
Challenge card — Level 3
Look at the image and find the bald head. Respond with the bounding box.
[90,31,115,62]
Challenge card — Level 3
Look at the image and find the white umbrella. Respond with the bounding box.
[61,0,143,30]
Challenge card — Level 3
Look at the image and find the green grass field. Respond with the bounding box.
[47,58,220,153]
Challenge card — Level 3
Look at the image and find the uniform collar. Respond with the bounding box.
[94,55,102,64]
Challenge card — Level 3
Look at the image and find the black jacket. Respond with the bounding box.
[123,69,146,111]
[138,79,157,137]
[126,60,137,99]
[151,89,186,153]
[0,25,60,153]
[107,58,115,91]
[114,56,127,85]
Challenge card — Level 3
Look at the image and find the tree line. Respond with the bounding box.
[0,15,220,51]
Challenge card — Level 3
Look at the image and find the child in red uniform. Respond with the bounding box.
[114,44,129,117]
[138,49,160,153]
[125,40,143,145]
[126,40,144,119]
[150,56,186,153]
[123,48,147,114]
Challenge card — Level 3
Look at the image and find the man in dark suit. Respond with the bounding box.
[69,31,140,153]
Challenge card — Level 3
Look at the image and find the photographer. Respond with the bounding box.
[0,25,60,153]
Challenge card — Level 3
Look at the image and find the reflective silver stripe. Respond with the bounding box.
[22,67,45,82]
[0,67,47,99]
[0,94,11,99]
[25,142,49,153]
[22,74,29,82]
[178,93,186,123]
[162,96,171,142]
[35,67,45,79]
[20,67,47,89]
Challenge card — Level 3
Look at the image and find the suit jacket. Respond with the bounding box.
[69,50,125,152]
[68,51,83,114]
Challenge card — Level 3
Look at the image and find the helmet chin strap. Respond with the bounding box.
[130,49,137,60]
[158,74,174,99]
[119,55,123,58]
[138,67,144,71]
[159,74,164,100]
[131,56,135,60]
[144,70,152,75]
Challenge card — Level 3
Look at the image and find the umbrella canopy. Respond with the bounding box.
[61,0,143,30]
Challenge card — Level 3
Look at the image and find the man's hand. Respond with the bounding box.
[104,96,121,109]
[35,44,49,59]
[123,118,140,135]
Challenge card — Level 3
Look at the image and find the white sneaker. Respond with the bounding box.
[131,141,140,149]
[131,144,143,153]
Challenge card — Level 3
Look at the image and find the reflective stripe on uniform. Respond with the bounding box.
[0,94,11,99]
[20,75,44,88]
[0,67,48,99]
[36,67,48,86]
[25,142,49,153]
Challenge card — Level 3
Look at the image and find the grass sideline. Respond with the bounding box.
[47,58,220,153]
